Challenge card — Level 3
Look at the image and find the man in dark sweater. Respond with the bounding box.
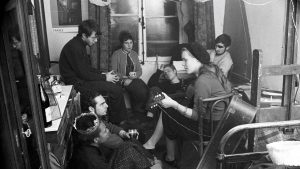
[59,19,127,124]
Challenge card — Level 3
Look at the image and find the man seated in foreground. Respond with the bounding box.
[69,113,162,169]
[84,92,130,148]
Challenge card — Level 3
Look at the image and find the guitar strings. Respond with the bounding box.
[157,105,211,137]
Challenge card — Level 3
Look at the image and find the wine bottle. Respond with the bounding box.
[38,75,52,127]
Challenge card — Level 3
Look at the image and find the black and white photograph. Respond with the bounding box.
[1,0,300,169]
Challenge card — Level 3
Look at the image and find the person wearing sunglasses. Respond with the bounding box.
[208,33,233,77]
[70,113,162,169]
[59,19,128,125]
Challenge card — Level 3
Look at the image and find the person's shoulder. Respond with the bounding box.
[131,50,138,56]
[196,73,212,84]
[112,48,123,56]
[224,51,232,58]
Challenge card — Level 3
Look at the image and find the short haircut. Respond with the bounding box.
[215,34,231,47]
[119,31,133,44]
[81,91,103,111]
[163,64,177,71]
[74,113,101,144]
[78,19,100,37]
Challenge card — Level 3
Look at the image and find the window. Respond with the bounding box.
[110,0,179,58]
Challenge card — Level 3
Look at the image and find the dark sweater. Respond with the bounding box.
[70,144,109,169]
[59,36,106,85]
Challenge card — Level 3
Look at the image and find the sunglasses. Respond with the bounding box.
[73,113,99,135]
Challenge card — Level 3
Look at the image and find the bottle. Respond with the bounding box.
[38,75,52,127]
[51,75,62,94]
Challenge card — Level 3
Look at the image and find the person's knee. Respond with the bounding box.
[108,84,124,98]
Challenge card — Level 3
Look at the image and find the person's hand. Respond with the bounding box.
[106,71,119,83]
[119,130,130,139]
[159,92,178,109]
[129,72,137,79]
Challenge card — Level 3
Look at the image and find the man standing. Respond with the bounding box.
[59,19,127,124]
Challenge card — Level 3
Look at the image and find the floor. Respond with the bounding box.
[120,109,201,169]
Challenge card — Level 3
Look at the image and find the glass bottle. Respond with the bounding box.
[37,75,52,127]
[51,75,62,94]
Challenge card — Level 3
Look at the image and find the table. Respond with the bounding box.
[44,85,81,168]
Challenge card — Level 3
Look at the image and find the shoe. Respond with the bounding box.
[145,148,155,155]
[162,153,177,168]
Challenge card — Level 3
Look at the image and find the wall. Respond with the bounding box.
[44,0,296,88]
[223,0,287,90]
[44,0,78,62]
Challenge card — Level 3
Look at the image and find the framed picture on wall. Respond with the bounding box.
[50,0,88,32]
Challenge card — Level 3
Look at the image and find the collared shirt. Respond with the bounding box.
[110,48,142,78]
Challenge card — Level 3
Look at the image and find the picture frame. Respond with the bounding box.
[49,0,88,32]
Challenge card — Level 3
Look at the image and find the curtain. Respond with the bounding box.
[194,0,215,49]
[88,3,110,72]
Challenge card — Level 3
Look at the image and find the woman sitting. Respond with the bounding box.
[143,42,232,167]
[110,31,149,116]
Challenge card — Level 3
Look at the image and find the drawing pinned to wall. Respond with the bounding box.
[50,0,88,32]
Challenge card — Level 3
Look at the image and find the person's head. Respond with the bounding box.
[214,34,231,56]
[87,93,108,117]
[163,64,178,82]
[181,42,210,75]
[78,19,101,46]
[74,113,110,145]
[119,31,134,53]
[9,26,22,51]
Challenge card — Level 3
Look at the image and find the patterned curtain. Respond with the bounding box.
[194,0,215,49]
[88,3,110,72]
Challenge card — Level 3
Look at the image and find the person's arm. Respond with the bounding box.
[160,76,210,121]
[105,121,122,134]
[110,50,119,74]
[63,43,106,81]
[131,51,142,78]
[219,53,233,77]
[160,92,196,119]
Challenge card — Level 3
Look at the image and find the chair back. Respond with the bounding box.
[200,92,235,139]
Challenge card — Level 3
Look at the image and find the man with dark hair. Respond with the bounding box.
[70,113,161,169]
[59,19,128,124]
[208,33,233,77]
[86,92,129,148]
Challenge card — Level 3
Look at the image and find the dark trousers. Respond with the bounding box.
[75,80,128,124]
[125,78,149,114]
[162,108,219,141]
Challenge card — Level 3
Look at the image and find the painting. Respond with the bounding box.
[50,0,88,31]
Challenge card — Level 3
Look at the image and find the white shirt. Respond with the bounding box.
[209,50,233,77]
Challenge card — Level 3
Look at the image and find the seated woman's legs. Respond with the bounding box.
[143,113,164,149]
[161,107,198,162]
[125,78,149,114]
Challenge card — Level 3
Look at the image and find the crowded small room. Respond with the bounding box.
[1,0,300,169]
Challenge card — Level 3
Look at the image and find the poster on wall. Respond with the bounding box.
[50,0,88,32]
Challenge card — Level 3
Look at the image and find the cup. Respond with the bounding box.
[129,72,136,77]
[128,129,139,140]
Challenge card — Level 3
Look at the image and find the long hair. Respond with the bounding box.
[199,63,232,93]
